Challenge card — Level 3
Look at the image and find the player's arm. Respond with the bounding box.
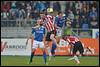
[43,27,47,47]
[26,27,35,46]
[26,33,32,46]
[53,37,59,47]
[54,23,60,29]
[50,34,59,47]
[54,17,59,29]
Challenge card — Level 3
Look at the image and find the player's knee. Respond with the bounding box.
[45,41,49,45]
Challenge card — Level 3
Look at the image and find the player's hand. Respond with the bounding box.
[26,41,28,46]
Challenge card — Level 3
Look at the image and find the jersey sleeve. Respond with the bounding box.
[31,27,35,34]
[67,38,71,43]
[55,17,58,24]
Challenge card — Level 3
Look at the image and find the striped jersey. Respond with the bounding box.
[42,15,55,32]
[66,36,80,44]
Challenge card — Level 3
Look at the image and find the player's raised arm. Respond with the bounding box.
[43,27,47,48]
[50,34,59,47]
[26,33,32,46]
[26,26,35,46]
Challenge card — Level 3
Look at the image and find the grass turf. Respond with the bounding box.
[1,55,99,66]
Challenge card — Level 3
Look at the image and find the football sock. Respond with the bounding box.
[51,42,57,57]
[74,56,80,64]
[29,51,35,63]
[47,47,52,56]
[43,50,47,64]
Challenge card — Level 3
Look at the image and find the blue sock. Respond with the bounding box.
[51,42,57,57]
[29,51,35,63]
[52,42,57,50]
[51,48,55,57]
[43,50,46,64]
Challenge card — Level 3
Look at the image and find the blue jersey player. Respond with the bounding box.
[55,12,67,52]
[26,19,47,65]
[55,11,66,37]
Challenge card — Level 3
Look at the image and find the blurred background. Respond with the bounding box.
[1,1,99,38]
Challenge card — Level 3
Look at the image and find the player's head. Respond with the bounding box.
[58,11,63,18]
[37,19,43,26]
[40,12,45,19]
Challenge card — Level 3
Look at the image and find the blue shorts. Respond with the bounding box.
[52,42,57,50]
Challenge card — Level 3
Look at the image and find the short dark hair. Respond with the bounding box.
[58,11,63,15]
[40,11,44,14]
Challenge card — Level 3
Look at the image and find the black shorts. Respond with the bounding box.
[46,30,55,41]
[73,41,84,55]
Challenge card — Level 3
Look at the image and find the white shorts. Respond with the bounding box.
[56,28,63,37]
[32,40,44,49]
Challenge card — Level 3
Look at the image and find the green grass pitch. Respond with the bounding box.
[1,55,99,66]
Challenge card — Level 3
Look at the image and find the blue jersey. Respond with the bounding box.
[32,26,45,42]
[55,15,67,28]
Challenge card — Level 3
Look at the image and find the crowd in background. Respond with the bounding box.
[1,1,99,29]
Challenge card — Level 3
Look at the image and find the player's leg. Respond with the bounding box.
[50,33,57,60]
[29,48,36,64]
[87,47,93,54]
[70,44,73,54]
[56,28,61,44]
[51,42,57,57]
[29,40,38,64]
[78,41,84,56]
[39,42,47,64]
[68,44,77,60]
[68,44,80,64]
[56,28,62,51]
[73,43,80,64]
[45,41,52,61]
[45,32,52,61]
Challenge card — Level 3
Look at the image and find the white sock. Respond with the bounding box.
[74,56,80,64]
[68,56,75,60]
[47,47,52,56]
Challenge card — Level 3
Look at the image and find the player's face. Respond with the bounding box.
[36,19,40,25]
[59,13,63,18]
[40,13,45,19]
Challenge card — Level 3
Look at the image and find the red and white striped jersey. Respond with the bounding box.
[66,36,80,44]
[42,15,55,32]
